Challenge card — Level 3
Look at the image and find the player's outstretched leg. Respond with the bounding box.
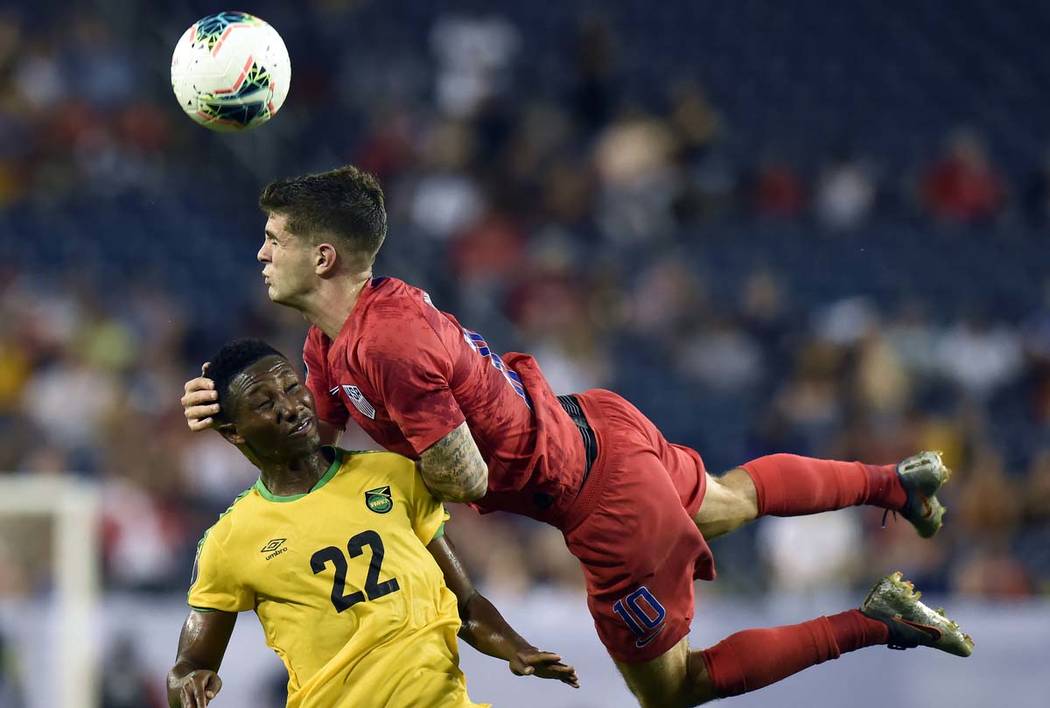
[615,572,972,707]
[737,450,951,537]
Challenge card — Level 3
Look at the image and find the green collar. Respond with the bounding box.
[254,448,342,503]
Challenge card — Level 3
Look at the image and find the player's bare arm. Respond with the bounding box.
[167,609,236,708]
[427,533,579,688]
[418,422,488,502]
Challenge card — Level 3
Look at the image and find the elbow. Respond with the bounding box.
[417,443,489,502]
[457,465,489,502]
[461,473,488,502]
[442,475,487,504]
[457,588,480,618]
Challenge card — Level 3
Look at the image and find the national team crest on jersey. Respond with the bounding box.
[365,486,393,514]
[341,384,376,419]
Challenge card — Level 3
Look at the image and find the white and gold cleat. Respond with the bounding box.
[860,571,974,657]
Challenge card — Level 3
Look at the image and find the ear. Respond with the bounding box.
[215,422,246,446]
[315,243,338,276]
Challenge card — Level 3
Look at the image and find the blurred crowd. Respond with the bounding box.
[1,0,1049,631]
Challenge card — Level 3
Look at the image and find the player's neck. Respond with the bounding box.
[258,448,333,497]
[300,271,371,339]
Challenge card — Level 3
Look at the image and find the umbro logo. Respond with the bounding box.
[261,538,285,553]
[261,538,288,560]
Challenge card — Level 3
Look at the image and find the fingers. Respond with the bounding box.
[535,662,579,688]
[181,386,221,431]
[181,389,218,410]
[205,673,222,700]
[523,651,562,664]
[180,684,200,708]
[546,663,580,688]
[183,375,216,395]
[191,676,208,706]
[515,650,579,688]
[184,405,220,431]
[183,402,220,418]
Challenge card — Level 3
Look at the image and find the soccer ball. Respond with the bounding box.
[171,11,291,132]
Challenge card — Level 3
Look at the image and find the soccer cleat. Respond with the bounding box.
[860,571,974,657]
[893,450,951,538]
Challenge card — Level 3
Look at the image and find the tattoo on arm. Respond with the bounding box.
[419,422,488,502]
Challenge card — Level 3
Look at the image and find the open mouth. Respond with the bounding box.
[290,417,313,436]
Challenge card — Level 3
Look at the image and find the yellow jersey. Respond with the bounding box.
[188,448,487,708]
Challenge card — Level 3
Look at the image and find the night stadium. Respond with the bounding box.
[0,2,1047,707]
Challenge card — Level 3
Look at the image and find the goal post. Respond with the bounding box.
[0,475,101,708]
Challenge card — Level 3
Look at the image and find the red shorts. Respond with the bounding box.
[559,389,716,664]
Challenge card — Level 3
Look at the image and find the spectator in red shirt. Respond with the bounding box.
[921,130,1006,222]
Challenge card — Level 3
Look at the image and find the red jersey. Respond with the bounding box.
[303,277,587,525]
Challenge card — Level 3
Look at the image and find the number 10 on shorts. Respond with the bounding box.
[613,586,667,647]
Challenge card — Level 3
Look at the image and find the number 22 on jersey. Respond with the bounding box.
[311,530,400,612]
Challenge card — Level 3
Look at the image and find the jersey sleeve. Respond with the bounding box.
[187,526,253,613]
[304,327,349,429]
[407,460,451,545]
[361,302,466,456]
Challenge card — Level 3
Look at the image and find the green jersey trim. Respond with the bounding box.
[432,522,446,541]
[187,485,253,593]
[253,448,343,503]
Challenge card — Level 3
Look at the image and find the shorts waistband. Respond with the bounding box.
[558,394,597,479]
[557,394,603,531]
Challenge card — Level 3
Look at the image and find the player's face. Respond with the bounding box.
[258,212,318,307]
[228,356,321,461]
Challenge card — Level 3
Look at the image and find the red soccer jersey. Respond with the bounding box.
[303,277,587,524]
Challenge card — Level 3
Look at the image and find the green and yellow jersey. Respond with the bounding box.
[188,447,487,708]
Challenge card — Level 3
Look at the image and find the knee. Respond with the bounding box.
[631,652,717,707]
[683,650,718,706]
[696,469,759,539]
[724,467,758,504]
[617,639,719,708]
[719,467,759,523]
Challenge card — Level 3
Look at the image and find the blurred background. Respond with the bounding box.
[1,0,1049,706]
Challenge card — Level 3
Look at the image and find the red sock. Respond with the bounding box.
[825,609,889,653]
[699,611,888,698]
[742,453,906,516]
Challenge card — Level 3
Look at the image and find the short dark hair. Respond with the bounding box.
[208,338,287,421]
[258,164,388,267]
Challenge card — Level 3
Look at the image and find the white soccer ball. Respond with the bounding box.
[171,11,291,132]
